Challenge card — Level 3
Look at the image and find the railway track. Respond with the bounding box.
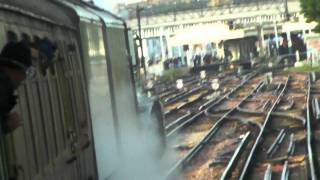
[238,73,315,180]
[160,79,201,102]
[310,72,320,179]
[161,73,234,107]
[164,74,242,133]
[165,72,317,180]
[155,72,228,99]
[165,72,261,137]
[156,75,205,100]
[164,72,264,178]
[177,74,288,180]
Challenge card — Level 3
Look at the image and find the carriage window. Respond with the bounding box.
[49,40,58,75]
[37,37,57,76]
[6,31,18,42]
[68,43,76,53]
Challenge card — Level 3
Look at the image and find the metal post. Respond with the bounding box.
[136,5,146,77]
[257,25,265,56]
[274,21,279,49]
[159,27,166,62]
[201,2,203,17]
[256,16,265,56]
[286,31,292,54]
[173,1,177,21]
[197,0,204,17]
[284,0,290,21]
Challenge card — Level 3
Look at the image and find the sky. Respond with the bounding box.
[94,0,142,11]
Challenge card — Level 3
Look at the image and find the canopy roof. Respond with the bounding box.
[282,21,317,33]
[170,23,245,46]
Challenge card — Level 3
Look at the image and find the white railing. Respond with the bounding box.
[128,0,300,37]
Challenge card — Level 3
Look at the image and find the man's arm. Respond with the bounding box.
[0,80,17,134]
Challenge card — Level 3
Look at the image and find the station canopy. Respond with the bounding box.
[170,23,245,46]
[282,21,317,33]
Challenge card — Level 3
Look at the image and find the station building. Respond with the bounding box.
[120,0,318,75]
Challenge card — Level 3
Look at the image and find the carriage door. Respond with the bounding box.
[79,21,119,180]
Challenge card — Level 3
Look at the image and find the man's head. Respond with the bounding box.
[0,42,32,88]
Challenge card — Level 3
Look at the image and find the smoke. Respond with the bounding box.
[108,95,178,180]
[109,115,174,180]
[87,57,178,179]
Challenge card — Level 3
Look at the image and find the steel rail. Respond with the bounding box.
[311,72,317,82]
[157,76,199,96]
[159,89,179,99]
[239,77,290,180]
[312,98,320,120]
[165,112,193,132]
[287,133,295,156]
[220,132,251,180]
[161,77,202,100]
[204,72,258,116]
[198,96,218,111]
[278,98,294,111]
[261,100,271,111]
[306,74,317,180]
[159,77,201,98]
[222,78,289,180]
[236,107,306,125]
[164,85,207,105]
[164,90,211,116]
[266,129,286,157]
[167,72,258,138]
[264,164,272,180]
[176,91,211,109]
[164,90,189,103]
[281,160,289,180]
[166,111,203,138]
[164,73,242,116]
[165,78,264,179]
[221,116,263,130]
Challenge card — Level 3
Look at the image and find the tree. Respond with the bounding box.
[300,0,320,32]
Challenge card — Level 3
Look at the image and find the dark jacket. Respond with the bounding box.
[0,69,16,134]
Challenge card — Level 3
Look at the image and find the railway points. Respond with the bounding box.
[160,71,318,180]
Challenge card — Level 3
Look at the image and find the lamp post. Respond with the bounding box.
[283,0,292,54]
[284,0,290,21]
[257,15,265,56]
[173,1,177,21]
[136,5,147,78]
[197,0,203,17]
[273,20,279,50]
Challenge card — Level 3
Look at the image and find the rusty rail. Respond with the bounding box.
[306,74,317,180]
[165,77,264,179]
[166,72,258,138]
[220,132,251,180]
[239,77,290,180]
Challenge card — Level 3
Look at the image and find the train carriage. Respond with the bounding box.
[0,0,139,180]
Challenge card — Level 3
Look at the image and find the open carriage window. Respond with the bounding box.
[37,37,57,76]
